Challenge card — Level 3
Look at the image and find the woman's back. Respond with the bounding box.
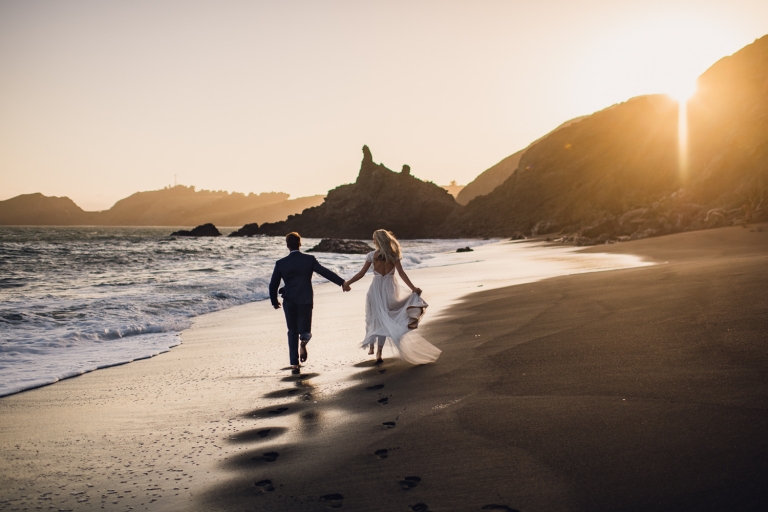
[371,251,395,276]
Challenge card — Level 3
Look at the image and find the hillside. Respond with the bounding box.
[98,186,288,226]
[0,193,96,225]
[451,35,768,240]
[205,195,325,226]
[259,146,460,238]
[456,150,524,205]
[0,187,324,227]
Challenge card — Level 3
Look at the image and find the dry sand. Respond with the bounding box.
[1,226,766,512]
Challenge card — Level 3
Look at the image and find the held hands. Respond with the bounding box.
[342,281,352,292]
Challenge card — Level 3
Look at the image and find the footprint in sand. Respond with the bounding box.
[374,449,389,459]
[252,451,279,462]
[378,397,389,405]
[382,421,396,428]
[254,479,275,492]
[398,476,421,490]
[378,369,387,374]
[410,504,429,512]
[269,407,289,415]
[366,384,385,390]
[257,429,271,438]
[320,493,344,509]
[481,506,519,512]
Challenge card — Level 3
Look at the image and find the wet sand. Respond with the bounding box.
[1,226,766,511]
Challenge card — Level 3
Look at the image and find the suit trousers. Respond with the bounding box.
[282,300,313,366]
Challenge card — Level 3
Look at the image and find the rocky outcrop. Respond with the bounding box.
[450,35,768,242]
[259,146,461,239]
[306,239,374,254]
[228,223,260,237]
[171,223,221,237]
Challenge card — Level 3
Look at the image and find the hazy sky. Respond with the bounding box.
[1,0,767,210]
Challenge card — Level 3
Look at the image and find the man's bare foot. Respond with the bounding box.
[300,341,308,362]
[290,365,300,375]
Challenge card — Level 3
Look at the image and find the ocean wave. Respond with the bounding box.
[0,227,489,397]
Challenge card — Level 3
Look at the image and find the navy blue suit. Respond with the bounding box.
[269,250,345,366]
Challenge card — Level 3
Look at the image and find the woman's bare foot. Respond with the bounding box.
[367,344,374,355]
[375,347,383,363]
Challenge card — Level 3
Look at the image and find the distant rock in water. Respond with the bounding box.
[228,223,260,237]
[171,223,221,237]
[456,247,473,252]
[307,239,373,254]
[259,146,460,238]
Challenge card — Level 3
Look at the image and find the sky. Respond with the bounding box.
[1,0,767,210]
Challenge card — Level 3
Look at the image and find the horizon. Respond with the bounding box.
[1,1,767,210]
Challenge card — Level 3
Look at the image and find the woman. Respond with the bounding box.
[344,230,441,364]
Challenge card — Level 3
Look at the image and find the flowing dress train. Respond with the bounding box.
[360,251,441,364]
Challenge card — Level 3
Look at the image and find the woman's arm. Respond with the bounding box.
[344,260,372,287]
[395,260,421,295]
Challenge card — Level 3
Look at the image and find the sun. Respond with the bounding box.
[668,80,698,103]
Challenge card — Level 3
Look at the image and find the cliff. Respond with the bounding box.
[259,146,461,238]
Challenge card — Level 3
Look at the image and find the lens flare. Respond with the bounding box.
[677,97,689,178]
[669,81,698,103]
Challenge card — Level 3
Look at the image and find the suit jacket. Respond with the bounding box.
[269,251,345,306]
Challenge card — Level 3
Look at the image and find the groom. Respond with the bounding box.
[269,232,350,374]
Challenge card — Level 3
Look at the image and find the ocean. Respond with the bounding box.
[0,227,486,397]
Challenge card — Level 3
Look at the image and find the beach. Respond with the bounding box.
[1,225,766,511]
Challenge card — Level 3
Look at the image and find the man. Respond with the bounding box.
[269,232,350,374]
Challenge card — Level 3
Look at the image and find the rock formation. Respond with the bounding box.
[170,223,222,237]
[227,223,260,237]
[306,239,374,254]
[259,146,461,238]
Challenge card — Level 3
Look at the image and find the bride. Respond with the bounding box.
[343,230,441,365]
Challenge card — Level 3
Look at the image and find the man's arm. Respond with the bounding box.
[268,263,282,309]
[312,257,345,286]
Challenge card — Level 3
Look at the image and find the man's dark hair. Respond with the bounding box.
[286,232,301,250]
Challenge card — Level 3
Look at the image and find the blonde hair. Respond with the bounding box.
[372,230,402,263]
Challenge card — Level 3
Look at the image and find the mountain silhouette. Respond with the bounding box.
[258,146,460,238]
[0,186,324,227]
[0,193,95,225]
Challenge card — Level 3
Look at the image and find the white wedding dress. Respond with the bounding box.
[361,251,441,364]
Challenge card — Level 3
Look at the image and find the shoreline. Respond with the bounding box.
[0,233,489,399]
[2,226,765,511]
